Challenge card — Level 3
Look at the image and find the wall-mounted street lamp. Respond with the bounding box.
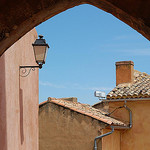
[20,35,49,77]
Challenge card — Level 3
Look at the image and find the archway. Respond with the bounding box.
[37,4,150,104]
[0,0,150,56]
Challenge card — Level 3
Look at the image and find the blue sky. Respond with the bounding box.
[36,4,150,105]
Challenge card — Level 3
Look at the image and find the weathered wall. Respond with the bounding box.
[0,29,39,150]
[102,129,120,150]
[39,102,106,150]
[108,101,150,150]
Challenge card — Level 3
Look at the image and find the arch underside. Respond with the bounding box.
[0,0,150,56]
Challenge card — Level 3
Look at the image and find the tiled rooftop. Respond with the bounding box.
[107,70,150,99]
[39,98,127,127]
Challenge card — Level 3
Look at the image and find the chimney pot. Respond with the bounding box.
[116,61,134,85]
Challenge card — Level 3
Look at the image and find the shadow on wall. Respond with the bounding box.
[19,87,24,144]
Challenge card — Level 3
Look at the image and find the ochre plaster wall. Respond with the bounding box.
[102,129,120,150]
[0,29,39,150]
[39,102,106,150]
[108,101,150,150]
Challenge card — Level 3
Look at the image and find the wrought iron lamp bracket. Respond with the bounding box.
[19,65,42,77]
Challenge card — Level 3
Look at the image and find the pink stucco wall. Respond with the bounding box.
[0,29,39,150]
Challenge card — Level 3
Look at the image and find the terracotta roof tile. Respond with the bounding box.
[39,100,47,106]
[107,70,150,99]
[39,98,127,127]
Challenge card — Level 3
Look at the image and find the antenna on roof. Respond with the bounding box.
[94,91,106,102]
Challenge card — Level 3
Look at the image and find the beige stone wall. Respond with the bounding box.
[39,102,106,150]
[0,29,39,150]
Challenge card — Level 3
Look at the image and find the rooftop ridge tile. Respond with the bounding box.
[107,70,150,99]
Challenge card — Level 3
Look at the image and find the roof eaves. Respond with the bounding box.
[39,100,48,107]
[51,100,123,125]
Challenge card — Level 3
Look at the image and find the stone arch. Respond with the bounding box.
[0,0,150,56]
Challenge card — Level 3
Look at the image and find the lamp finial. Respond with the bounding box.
[39,35,43,39]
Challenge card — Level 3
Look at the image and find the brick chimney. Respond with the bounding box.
[116,61,134,85]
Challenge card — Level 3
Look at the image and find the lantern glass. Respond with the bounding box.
[32,35,49,65]
[33,45,47,64]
